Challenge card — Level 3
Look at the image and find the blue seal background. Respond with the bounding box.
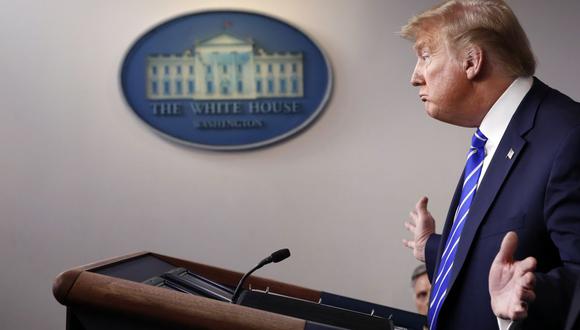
[121,11,332,150]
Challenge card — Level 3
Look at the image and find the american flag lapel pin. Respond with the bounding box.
[507,148,515,159]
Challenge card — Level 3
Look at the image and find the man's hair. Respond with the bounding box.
[411,264,428,287]
[400,0,535,77]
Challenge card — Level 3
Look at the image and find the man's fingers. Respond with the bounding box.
[404,221,416,231]
[520,287,536,303]
[520,271,536,290]
[494,231,518,264]
[518,256,537,274]
[512,303,525,314]
[402,239,415,249]
[511,306,528,321]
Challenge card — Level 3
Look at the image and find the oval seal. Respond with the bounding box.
[121,10,333,150]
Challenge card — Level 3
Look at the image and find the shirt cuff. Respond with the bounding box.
[497,317,513,330]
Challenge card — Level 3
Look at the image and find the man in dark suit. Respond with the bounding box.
[400,1,580,329]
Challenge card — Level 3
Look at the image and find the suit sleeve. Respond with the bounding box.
[425,233,441,281]
[532,125,580,327]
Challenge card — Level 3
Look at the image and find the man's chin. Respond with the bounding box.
[425,106,440,120]
[426,109,478,127]
[425,107,460,126]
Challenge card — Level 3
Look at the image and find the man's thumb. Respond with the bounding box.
[495,231,518,263]
[417,196,429,213]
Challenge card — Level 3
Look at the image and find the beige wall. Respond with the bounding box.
[1,1,579,328]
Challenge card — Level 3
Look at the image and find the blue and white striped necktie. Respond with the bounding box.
[427,129,488,330]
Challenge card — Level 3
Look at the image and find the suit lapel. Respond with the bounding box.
[443,77,550,293]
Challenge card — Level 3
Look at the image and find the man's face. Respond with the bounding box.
[410,33,473,126]
[413,273,431,315]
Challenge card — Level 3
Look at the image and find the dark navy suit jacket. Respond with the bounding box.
[565,278,580,330]
[425,78,580,330]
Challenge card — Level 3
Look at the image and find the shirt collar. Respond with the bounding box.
[479,76,533,154]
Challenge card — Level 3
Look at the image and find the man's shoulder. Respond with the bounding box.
[531,78,580,130]
[534,79,580,116]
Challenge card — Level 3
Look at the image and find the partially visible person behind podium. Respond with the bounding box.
[411,264,431,316]
[399,0,580,329]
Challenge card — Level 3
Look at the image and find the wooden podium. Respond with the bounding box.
[53,252,425,330]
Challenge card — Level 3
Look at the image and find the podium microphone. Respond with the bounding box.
[231,248,291,304]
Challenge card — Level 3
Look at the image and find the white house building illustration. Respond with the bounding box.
[146,33,304,100]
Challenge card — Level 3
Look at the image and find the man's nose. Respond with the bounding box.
[411,62,424,86]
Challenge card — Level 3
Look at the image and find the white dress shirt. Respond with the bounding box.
[477,76,533,187]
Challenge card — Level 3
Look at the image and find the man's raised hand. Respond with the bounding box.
[489,231,537,321]
[403,196,436,262]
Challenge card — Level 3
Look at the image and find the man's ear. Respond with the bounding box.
[462,44,484,80]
